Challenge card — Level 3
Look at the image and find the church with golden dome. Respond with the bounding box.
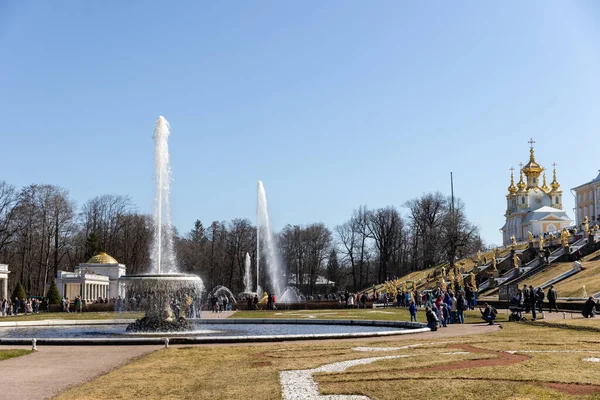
[501,139,572,246]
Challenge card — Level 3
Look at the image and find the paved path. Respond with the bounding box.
[0,344,160,400]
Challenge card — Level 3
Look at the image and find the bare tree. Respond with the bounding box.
[367,206,405,283]
[440,198,480,274]
[0,181,18,255]
[404,192,448,270]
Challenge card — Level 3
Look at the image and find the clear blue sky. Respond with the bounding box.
[2,1,599,247]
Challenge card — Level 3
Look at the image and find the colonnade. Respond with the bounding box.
[82,283,109,301]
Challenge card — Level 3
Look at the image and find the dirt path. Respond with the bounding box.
[0,345,160,400]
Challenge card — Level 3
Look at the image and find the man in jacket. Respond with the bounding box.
[582,297,597,318]
[479,302,497,325]
[547,285,558,312]
[535,287,545,313]
[523,284,531,313]
[528,285,537,320]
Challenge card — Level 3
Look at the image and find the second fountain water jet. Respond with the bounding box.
[257,181,284,298]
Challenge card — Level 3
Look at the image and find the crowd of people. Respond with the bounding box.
[1,297,43,316]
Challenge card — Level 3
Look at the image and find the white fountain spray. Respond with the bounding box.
[244,252,252,293]
[257,181,284,297]
[151,116,177,274]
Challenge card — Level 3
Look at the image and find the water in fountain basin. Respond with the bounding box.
[257,181,284,297]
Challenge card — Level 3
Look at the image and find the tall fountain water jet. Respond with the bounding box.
[151,116,177,274]
[257,181,284,297]
[119,116,203,332]
[243,252,252,294]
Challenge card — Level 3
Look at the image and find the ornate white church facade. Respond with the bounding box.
[501,140,572,246]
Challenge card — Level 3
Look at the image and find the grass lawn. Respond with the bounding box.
[0,349,31,361]
[0,311,143,322]
[55,322,600,399]
[553,257,600,298]
[232,307,510,324]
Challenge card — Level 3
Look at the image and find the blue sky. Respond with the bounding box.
[1,1,599,246]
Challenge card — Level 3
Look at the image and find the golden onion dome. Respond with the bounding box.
[507,169,518,194]
[87,252,118,264]
[522,148,543,177]
[541,173,550,193]
[517,170,526,191]
[550,167,561,191]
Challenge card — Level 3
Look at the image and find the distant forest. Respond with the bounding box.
[0,181,483,297]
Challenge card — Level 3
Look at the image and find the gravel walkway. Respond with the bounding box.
[0,345,160,400]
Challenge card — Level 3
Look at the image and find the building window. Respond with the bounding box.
[555,196,559,204]
[584,192,588,202]
[522,197,525,204]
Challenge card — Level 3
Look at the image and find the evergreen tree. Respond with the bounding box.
[327,249,340,288]
[47,280,61,304]
[11,281,27,301]
[85,230,101,260]
[189,219,206,243]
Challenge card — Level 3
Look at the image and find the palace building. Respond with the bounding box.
[55,252,126,301]
[501,140,572,246]
[571,171,600,226]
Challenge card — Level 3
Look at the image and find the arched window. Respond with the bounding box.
[522,197,525,204]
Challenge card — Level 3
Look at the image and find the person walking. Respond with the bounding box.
[409,301,418,322]
[528,285,537,321]
[456,291,466,324]
[547,285,558,313]
[523,284,531,313]
[535,288,545,313]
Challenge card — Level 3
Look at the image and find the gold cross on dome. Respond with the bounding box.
[552,162,557,168]
[528,138,535,149]
[519,162,523,169]
[510,167,514,173]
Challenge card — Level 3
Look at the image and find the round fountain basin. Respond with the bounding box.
[0,319,428,344]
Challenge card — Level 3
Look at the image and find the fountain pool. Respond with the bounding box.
[0,319,427,344]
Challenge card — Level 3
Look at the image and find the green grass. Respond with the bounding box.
[231,307,510,324]
[1,311,143,322]
[0,349,32,361]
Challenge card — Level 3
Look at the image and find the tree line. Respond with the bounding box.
[0,180,483,297]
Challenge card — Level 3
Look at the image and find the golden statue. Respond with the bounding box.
[584,216,590,232]
[492,256,497,271]
[510,235,517,248]
[441,279,447,292]
[539,236,544,251]
[477,250,482,265]
[441,266,446,277]
[469,272,477,292]
[528,231,533,242]
[513,253,520,269]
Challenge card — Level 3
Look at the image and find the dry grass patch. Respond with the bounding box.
[55,320,600,399]
[0,349,31,361]
[554,258,600,297]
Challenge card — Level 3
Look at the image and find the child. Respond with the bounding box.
[409,301,417,322]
